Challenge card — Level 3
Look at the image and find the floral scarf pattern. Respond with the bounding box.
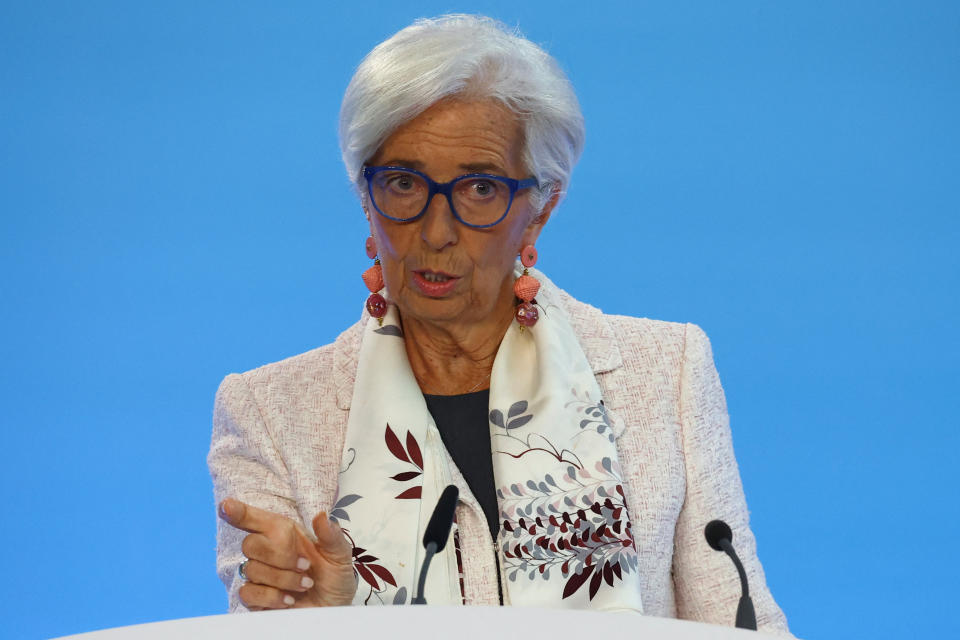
[330,267,644,611]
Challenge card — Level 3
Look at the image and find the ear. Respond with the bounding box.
[360,193,371,222]
[520,186,560,247]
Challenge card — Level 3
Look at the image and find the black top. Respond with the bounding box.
[423,389,501,544]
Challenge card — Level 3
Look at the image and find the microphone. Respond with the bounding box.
[412,484,459,604]
[704,519,757,630]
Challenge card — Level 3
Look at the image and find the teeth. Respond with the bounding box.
[422,272,450,283]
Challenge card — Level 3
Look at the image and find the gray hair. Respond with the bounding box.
[338,14,585,213]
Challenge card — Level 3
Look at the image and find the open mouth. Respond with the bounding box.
[412,269,460,296]
[419,271,454,283]
[415,268,458,281]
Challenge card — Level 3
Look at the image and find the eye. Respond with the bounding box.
[461,178,500,200]
[379,171,422,196]
[386,174,414,190]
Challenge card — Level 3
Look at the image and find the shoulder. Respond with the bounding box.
[555,284,701,370]
[216,319,364,411]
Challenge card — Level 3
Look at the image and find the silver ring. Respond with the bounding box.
[238,559,249,581]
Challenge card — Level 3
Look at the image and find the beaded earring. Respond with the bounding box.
[362,236,387,326]
[514,244,541,329]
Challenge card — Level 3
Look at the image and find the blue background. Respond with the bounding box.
[2,2,957,638]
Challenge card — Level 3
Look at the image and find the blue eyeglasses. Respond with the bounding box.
[362,166,539,229]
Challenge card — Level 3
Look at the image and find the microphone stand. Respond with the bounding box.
[411,542,437,605]
[717,537,756,630]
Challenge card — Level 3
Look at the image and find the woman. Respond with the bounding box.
[209,14,791,633]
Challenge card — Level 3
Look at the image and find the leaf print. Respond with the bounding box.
[386,429,422,499]
[330,508,350,522]
[334,494,362,509]
[406,431,423,469]
[506,414,533,430]
[392,586,408,605]
[588,567,603,600]
[508,400,528,418]
[356,563,380,590]
[611,562,622,580]
[374,324,403,337]
[390,471,421,482]
[566,393,615,441]
[385,424,409,463]
[489,409,505,428]
[395,486,422,499]
[368,563,398,587]
[498,463,637,601]
[562,564,594,599]
[603,561,614,586]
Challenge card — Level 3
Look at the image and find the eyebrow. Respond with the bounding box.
[459,162,507,176]
[378,158,425,170]
[375,159,509,177]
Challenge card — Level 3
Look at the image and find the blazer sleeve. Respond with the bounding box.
[207,373,302,612]
[672,323,792,635]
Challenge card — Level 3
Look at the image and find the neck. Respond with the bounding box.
[402,306,513,396]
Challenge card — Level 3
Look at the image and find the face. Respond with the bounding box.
[366,99,555,330]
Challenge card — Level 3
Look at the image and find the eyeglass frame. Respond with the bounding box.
[362,165,540,229]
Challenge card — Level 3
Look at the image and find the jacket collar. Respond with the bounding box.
[334,271,623,410]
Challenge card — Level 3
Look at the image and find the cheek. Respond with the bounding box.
[370,223,410,291]
[470,233,522,292]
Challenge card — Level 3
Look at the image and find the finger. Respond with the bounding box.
[241,532,306,571]
[311,512,354,565]
[242,559,315,593]
[219,499,287,535]
[238,582,296,610]
[240,533,310,571]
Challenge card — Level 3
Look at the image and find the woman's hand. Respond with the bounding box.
[218,498,357,609]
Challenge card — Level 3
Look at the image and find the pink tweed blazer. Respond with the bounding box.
[208,284,791,635]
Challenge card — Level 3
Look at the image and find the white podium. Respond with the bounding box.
[55,606,784,639]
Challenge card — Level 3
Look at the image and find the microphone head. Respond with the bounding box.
[423,485,459,552]
[704,519,733,551]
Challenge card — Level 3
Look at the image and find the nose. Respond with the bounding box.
[419,191,459,251]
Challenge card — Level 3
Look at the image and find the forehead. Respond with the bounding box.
[372,99,525,175]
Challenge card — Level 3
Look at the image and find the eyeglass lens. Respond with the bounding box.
[369,169,512,225]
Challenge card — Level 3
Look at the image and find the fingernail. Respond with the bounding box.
[218,500,230,519]
[300,575,314,589]
[283,594,295,606]
[297,557,311,571]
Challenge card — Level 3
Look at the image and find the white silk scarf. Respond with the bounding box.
[330,267,643,611]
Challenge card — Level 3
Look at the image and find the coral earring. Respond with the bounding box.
[514,244,541,329]
[362,235,386,324]
[513,274,540,302]
[520,245,538,268]
[362,263,384,293]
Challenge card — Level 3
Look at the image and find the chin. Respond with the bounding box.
[397,294,478,325]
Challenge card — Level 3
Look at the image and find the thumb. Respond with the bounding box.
[312,512,353,563]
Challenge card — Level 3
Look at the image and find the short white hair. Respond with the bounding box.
[338,14,585,213]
